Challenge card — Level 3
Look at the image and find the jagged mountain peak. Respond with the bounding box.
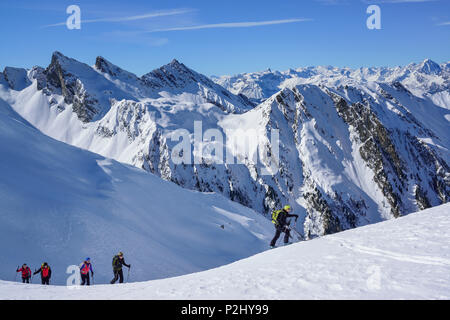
[51,50,66,60]
[140,59,254,112]
[49,51,81,69]
[31,52,254,120]
[49,52,132,79]
[94,55,139,80]
[45,51,103,88]
[418,58,442,75]
[95,56,118,74]
[161,59,199,79]
[40,51,136,122]
[169,58,183,66]
[2,66,30,91]
[142,58,204,88]
[161,58,190,72]
[441,61,450,72]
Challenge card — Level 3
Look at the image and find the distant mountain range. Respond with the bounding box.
[212,58,450,105]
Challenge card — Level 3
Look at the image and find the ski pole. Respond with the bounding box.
[294,228,303,240]
[286,225,296,242]
[127,267,131,283]
[284,220,301,242]
[14,267,18,282]
[293,222,304,240]
[293,228,303,240]
[289,225,302,241]
[291,219,303,241]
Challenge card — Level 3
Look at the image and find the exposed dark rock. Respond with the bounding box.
[332,94,405,217]
[43,52,99,122]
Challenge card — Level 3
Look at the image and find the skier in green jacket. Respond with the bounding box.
[270,205,298,248]
[110,251,131,284]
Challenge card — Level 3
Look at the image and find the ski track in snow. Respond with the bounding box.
[329,238,450,267]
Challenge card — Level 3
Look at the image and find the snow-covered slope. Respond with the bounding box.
[1,53,448,239]
[1,203,449,299]
[0,97,273,285]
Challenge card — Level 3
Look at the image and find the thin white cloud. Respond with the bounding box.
[318,0,436,4]
[316,0,349,4]
[147,18,312,32]
[362,0,436,3]
[43,8,194,28]
[437,21,450,26]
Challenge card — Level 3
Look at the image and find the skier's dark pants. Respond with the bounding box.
[22,277,30,283]
[81,273,90,286]
[111,269,124,284]
[41,277,50,285]
[270,225,290,247]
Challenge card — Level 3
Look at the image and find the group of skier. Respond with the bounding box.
[15,252,130,286]
[16,262,52,284]
[14,205,297,286]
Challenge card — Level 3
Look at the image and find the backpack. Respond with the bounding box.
[80,263,91,275]
[42,266,50,278]
[272,209,283,225]
[112,255,120,268]
[20,267,31,277]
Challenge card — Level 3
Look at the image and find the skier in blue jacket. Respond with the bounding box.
[79,258,94,286]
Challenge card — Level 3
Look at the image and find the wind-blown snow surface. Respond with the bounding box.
[1,203,449,299]
[0,99,273,285]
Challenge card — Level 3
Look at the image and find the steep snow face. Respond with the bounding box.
[33,51,138,122]
[212,59,450,105]
[0,98,274,285]
[141,59,255,113]
[220,83,449,236]
[417,59,442,75]
[1,202,449,299]
[2,67,31,91]
[1,53,448,239]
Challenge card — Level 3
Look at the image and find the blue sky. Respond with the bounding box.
[0,0,449,76]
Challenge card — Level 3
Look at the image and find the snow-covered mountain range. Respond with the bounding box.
[0,52,448,239]
[212,59,450,105]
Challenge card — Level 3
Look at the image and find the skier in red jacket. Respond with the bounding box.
[34,262,52,285]
[16,264,32,283]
